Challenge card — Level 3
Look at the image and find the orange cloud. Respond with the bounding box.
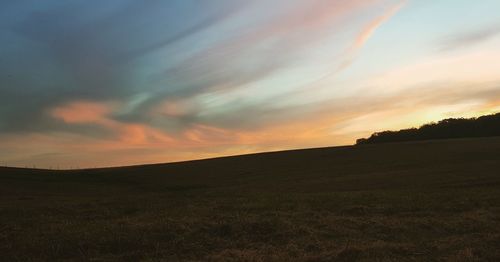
[118,123,176,145]
[50,101,113,124]
[50,100,177,147]
[5,83,499,169]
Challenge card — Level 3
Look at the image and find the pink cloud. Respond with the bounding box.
[352,1,406,52]
[337,0,407,71]
[50,101,114,125]
[50,100,177,146]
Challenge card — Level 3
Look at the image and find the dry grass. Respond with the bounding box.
[1,137,500,261]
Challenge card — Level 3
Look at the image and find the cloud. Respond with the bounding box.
[91,0,398,130]
[352,1,406,52]
[0,1,248,134]
[2,79,499,168]
[441,24,500,51]
[337,0,406,71]
[50,101,114,124]
[0,0,436,136]
[146,0,384,96]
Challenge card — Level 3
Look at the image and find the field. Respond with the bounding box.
[1,137,500,261]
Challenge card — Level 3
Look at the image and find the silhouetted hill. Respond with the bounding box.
[1,137,500,260]
[356,112,500,145]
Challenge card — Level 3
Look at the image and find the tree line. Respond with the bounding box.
[356,112,500,145]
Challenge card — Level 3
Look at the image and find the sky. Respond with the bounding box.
[1,0,500,168]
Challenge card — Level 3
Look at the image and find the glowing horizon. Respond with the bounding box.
[1,0,500,168]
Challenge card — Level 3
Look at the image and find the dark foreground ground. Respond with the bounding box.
[1,137,500,261]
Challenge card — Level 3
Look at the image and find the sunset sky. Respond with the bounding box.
[1,0,500,168]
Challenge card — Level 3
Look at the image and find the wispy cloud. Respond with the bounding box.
[338,0,407,71]
[441,24,500,51]
[353,1,406,52]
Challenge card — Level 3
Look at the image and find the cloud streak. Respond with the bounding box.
[337,0,407,71]
[441,24,500,51]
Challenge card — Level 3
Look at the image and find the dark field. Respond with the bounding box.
[1,137,500,261]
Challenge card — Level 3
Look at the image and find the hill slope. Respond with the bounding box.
[1,137,500,261]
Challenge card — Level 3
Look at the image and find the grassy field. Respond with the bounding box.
[1,137,500,261]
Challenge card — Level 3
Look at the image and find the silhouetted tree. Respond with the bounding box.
[356,112,500,145]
